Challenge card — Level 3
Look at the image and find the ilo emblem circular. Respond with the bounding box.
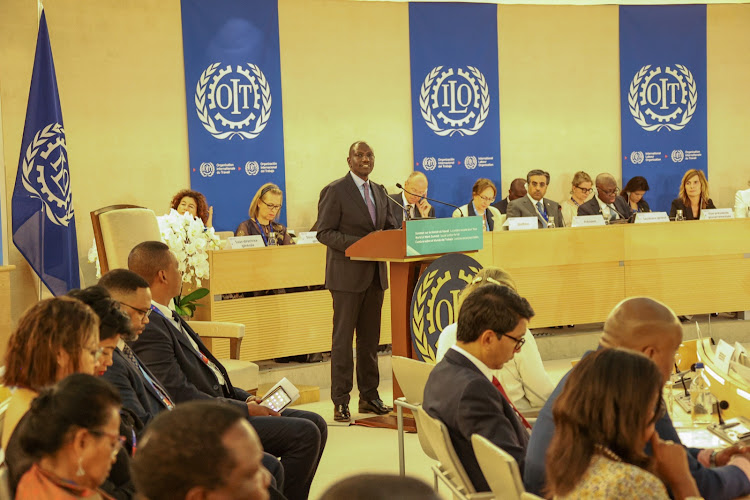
[628,64,697,132]
[419,66,490,137]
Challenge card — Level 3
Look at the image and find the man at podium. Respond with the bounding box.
[316,141,399,422]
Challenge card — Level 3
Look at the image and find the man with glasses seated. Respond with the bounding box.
[507,169,565,228]
[577,173,631,222]
[389,171,434,225]
[423,284,535,493]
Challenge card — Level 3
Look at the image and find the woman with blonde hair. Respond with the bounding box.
[669,169,715,220]
[235,183,293,246]
[560,171,594,226]
[435,267,554,409]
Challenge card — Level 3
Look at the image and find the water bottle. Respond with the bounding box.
[547,216,556,229]
[676,209,685,221]
[690,363,713,425]
[664,381,675,416]
[267,231,277,246]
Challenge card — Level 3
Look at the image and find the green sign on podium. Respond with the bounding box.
[405,216,484,256]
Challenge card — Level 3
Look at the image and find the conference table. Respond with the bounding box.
[197,218,750,363]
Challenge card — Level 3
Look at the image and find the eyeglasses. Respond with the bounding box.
[495,331,526,351]
[120,302,152,321]
[600,187,620,196]
[87,345,104,361]
[89,429,127,458]
[260,199,282,211]
[478,195,496,203]
[575,186,595,194]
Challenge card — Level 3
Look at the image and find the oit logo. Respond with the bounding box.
[464,156,478,170]
[245,161,260,176]
[422,157,437,171]
[628,64,697,132]
[630,151,644,165]
[419,66,490,137]
[195,62,272,140]
[20,123,75,226]
[671,150,685,163]
[199,162,215,177]
[410,254,481,362]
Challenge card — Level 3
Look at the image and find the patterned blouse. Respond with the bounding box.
[556,455,669,500]
[15,463,113,500]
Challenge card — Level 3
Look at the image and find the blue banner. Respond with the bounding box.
[620,5,707,213]
[409,3,501,218]
[12,11,80,296]
[181,0,287,231]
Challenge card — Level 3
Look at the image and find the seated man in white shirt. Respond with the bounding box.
[423,284,535,492]
[577,173,630,221]
[735,186,750,218]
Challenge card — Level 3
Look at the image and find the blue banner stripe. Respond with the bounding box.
[181,0,287,232]
[619,5,708,213]
[409,3,502,218]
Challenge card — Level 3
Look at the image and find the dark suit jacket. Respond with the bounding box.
[492,197,509,214]
[577,195,630,219]
[423,349,529,492]
[670,197,716,220]
[130,310,252,417]
[388,193,436,226]
[507,196,565,228]
[619,195,650,214]
[102,347,171,427]
[235,219,293,245]
[316,173,398,292]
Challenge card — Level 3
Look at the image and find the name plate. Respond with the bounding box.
[700,208,734,220]
[227,235,265,249]
[296,231,319,245]
[635,212,670,224]
[715,339,735,375]
[571,215,606,227]
[506,217,538,231]
[405,216,483,256]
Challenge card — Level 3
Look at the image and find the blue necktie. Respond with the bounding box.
[363,181,376,225]
[536,201,548,228]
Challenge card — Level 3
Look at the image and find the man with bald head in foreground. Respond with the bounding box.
[524,297,750,499]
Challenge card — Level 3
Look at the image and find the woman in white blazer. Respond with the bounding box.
[452,178,505,231]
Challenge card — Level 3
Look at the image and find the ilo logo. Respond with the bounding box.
[422,157,437,171]
[464,156,478,170]
[630,151,644,165]
[199,162,215,177]
[245,161,260,176]
[628,64,697,132]
[419,66,490,137]
[671,150,685,163]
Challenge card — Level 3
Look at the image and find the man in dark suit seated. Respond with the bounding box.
[524,297,750,499]
[492,178,526,214]
[507,169,564,228]
[423,284,535,492]
[389,171,434,225]
[127,241,326,500]
[577,172,630,221]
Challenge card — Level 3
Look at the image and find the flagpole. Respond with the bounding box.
[37,0,44,302]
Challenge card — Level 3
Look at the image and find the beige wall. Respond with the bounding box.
[1,1,749,326]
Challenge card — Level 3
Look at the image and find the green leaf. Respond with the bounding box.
[181,287,210,303]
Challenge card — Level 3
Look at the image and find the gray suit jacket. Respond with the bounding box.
[507,196,564,228]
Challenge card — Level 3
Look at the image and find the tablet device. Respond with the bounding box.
[260,386,293,412]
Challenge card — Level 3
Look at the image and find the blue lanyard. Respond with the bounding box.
[252,219,271,246]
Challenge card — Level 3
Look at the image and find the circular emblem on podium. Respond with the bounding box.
[410,254,482,362]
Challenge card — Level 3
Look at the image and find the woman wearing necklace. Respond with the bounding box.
[546,348,702,500]
[235,183,293,246]
[560,171,593,227]
[670,169,715,221]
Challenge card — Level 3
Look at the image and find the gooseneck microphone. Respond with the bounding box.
[396,183,464,215]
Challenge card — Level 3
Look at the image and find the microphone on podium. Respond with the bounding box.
[396,183,463,215]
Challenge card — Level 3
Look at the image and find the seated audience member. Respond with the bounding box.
[423,284,535,492]
[14,374,122,500]
[621,175,651,215]
[1,297,100,449]
[436,267,554,410]
[492,178,526,215]
[670,169,715,220]
[236,183,293,245]
[524,297,750,499]
[127,241,326,500]
[507,169,564,228]
[560,171,593,226]
[170,188,213,227]
[319,474,439,500]
[452,178,503,231]
[577,173,630,221]
[546,348,701,500]
[734,183,750,218]
[131,401,271,500]
[390,171,434,224]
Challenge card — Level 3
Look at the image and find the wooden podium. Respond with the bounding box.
[345,218,483,399]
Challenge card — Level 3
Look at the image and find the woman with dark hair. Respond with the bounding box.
[170,189,213,227]
[546,348,700,499]
[669,169,715,220]
[621,176,651,215]
[2,297,100,448]
[14,374,123,500]
[452,178,503,231]
[235,183,293,245]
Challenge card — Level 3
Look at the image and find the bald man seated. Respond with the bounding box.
[524,297,750,499]
[577,173,630,221]
[389,171,434,224]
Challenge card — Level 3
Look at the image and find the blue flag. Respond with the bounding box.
[12,11,80,296]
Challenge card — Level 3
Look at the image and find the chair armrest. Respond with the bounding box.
[188,321,244,359]
[520,407,542,419]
